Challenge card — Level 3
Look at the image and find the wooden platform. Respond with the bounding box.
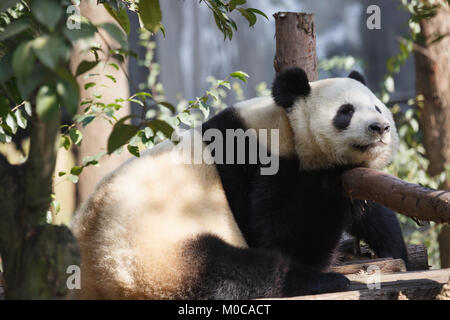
[283,269,450,300]
[0,245,448,300]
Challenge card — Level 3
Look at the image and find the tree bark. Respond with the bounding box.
[342,168,450,223]
[413,2,450,267]
[0,110,80,299]
[274,12,318,80]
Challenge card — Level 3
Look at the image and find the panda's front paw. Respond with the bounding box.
[316,272,350,294]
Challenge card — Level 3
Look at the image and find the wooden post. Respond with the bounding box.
[273,12,318,80]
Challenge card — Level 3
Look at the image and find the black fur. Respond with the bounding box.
[199,106,407,298]
[332,104,355,131]
[347,201,409,264]
[184,234,349,299]
[271,67,311,110]
[375,105,382,114]
[348,70,366,85]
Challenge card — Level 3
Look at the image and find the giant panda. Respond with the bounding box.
[72,67,408,299]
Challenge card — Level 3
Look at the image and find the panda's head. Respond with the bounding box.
[272,67,399,170]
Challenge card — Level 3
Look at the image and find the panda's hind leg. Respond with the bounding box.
[182,234,349,299]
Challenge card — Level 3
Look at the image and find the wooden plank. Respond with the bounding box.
[280,269,450,300]
[334,244,429,271]
[332,258,406,275]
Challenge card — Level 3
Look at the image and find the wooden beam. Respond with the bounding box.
[332,258,406,275]
[279,269,450,300]
[342,168,450,223]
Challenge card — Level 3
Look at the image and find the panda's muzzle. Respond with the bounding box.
[352,140,386,152]
[368,122,390,135]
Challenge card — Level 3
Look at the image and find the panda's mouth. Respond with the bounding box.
[352,141,385,152]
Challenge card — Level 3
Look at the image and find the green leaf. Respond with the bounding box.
[51,199,61,215]
[0,0,21,13]
[127,145,140,157]
[31,0,63,30]
[75,114,96,127]
[69,128,83,145]
[0,52,13,83]
[64,20,97,49]
[55,66,80,117]
[84,82,96,90]
[246,8,269,20]
[100,23,128,50]
[139,0,162,33]
[148,119,174,138]
[5,112,17,134]
[0,17,31,41]
[70,166,83,176]
[199,101,210,119]
[229,0,246,11]
[156,101,175,113]
[17,64,46,99]
[14,109,27,129]
[106,74,117,83]
[230,71,249,82]
[0,96,9,117]
[76,60,99,77]
[107,117,140,154]
[237,8,257,27]
[32,35,70,70]
[0,127,12,143]
[103,3,131,34]
[384,76,395,93]
[82,151,106,166]
[23,102,32,117]
[12,40,35,79]
[67,174,79,183]
[60,135,71,150]
[36,84,59,122]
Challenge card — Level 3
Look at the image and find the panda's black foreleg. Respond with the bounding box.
[183,234,349,299]
[348,200,408,265]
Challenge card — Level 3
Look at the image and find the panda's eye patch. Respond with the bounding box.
[338,104,355,115]
[375,106,382,114]
[333,104,355,130]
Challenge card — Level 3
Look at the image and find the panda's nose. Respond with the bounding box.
[368,122,390,135]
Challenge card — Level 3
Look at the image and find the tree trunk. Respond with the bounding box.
[0,110,80,299]
[274,12,318,80]
[413,2,450,268]
[71,2,131,205]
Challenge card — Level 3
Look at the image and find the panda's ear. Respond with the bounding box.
[272,67,311,110]
[348,71,366,85]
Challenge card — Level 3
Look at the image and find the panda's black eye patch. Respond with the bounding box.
[333,104,355,130]
[375,106,382,114]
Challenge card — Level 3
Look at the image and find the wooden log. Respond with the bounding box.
[273,12,318,80]
[342,168,450,223]
[272,269,450,300]
[332,258,407,275]
[335,244,429,271]
[436,276,450,300]
[406,244,430,271]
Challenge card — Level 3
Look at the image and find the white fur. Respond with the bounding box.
[287,78,399,170]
